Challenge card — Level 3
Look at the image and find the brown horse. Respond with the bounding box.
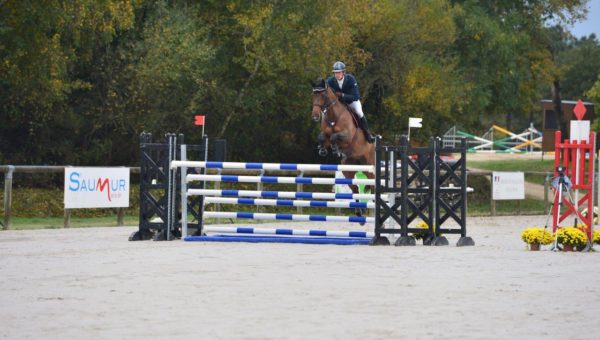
[311,78,375,218]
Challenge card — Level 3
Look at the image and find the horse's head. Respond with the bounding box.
[311,78,329,122]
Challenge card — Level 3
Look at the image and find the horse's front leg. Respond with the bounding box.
[317,132,330,157]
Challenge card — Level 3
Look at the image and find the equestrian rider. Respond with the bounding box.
[326,61,375,143]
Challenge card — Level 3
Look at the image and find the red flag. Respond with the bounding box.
[194,115,206,126]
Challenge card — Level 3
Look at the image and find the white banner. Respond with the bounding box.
[492,171,525,200]
[64,167,130,208]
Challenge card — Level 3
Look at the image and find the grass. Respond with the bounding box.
[469,159,555,185]
[469,159,555,173]
[468,197,547,215]
[4,215,139,230]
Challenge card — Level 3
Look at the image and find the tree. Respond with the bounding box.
[586,74,600,132]
[351,0,464,141]
[558,34,600,101]
[0,0,138,164]
[0,0,593,165]
[449,0,588,133]
[68,1,216,164]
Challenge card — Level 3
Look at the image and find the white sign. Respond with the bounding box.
[64,167,130,208]
[570,120,590,142]
[409,117,423,128]
[492,171,525,200]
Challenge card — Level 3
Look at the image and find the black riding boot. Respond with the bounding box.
[358,116,375,143]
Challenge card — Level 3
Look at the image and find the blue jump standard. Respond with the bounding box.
[184,235,371,245]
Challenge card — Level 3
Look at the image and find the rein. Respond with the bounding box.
[312,86,358,146]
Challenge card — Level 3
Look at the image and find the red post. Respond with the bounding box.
[552,131,561,231]
[552,131,596,240]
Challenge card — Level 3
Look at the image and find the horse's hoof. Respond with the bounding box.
[318,149,328,157]
[354,207,367,217]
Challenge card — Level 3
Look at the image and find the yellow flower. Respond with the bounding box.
[412,221,430,240]
[521,227,553,245]
[556,227,588,247]
[593,230,600,245]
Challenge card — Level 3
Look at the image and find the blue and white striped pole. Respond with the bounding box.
[187,174,378,186]
[188,189,376,201]
[203,226,374,238]
[171,161,375,173]
[204,197,375,209]
[204,212,374,224]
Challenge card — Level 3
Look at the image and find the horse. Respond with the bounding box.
[310,78,376,219]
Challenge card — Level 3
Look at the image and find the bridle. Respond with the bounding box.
[312,87,338,117]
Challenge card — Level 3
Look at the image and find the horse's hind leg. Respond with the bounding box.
[342,170,366,225]
[331,133,343,158]
[365,171,375,197]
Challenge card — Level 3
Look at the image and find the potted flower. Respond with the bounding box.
[520,227,553,251]
[593,230,600,245]
[556,226,588,251]
[412,221,431,243]
[575,225,592,251]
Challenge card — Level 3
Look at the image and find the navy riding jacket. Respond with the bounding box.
[326,74,360,104]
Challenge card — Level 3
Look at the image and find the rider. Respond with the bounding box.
[326,61,375,143]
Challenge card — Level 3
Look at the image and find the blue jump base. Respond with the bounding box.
[184,235,371,245]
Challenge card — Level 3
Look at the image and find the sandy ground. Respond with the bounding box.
[1,216,600,339]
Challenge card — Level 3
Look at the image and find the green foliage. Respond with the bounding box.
[558,35,600,100]
[0,0,595,166]
[587,75,600,132]
[450,0,589,130]
[356,1,465,141]
[0,0,139,164]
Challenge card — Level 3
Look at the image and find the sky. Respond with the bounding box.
[569,0,600,38]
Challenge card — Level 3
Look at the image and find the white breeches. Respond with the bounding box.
[349,100,364,118]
